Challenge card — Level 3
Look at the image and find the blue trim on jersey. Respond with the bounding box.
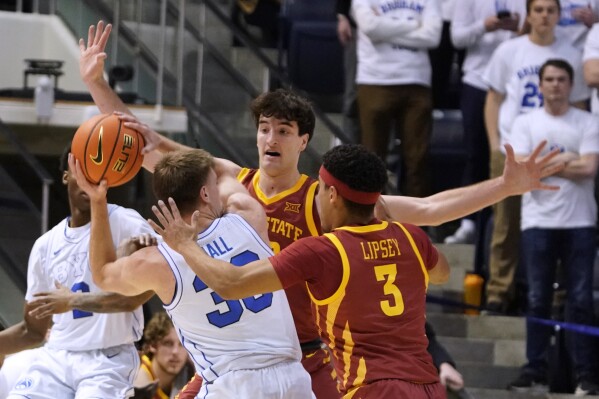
[177,328,220,383]
[198,216,223,239]
[158,244,183,309]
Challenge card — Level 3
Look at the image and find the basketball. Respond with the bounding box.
[71,113,145,187]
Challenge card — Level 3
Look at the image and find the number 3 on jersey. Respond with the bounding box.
[193,250,273,328]
[374,264,405,316]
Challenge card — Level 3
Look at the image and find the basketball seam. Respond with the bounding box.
[97,118,122,184]
[83,114,111,184]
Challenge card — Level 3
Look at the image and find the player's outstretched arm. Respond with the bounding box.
[376,141,562,226]
[0,303,50,355]
[79,21,130,115]
[27,282,154,319]
[68,155,158,297]
[149,198,282,299]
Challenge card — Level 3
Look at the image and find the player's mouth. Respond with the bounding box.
[265,151,281,157]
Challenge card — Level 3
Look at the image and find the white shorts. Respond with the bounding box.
[7,344,139,399]
[197,360,315,399]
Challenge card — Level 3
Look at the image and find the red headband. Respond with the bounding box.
[319,166,381,205]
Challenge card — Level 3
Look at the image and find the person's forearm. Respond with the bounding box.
[386,17,443,48]
[353,6,419,41]
[484,91,501,151]
[420,178,510,225]
[0,321,46,355]
[84,77,131,115]
[70,290,153,313]
[557,158,599,180]
[584,59,599,88]
[89,197,118,290]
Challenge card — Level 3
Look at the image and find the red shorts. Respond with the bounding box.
[345,379,445,399]
[174,373,202,399]
[301,346,341,399]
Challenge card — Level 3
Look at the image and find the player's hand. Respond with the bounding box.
[117,233,158,258]
[439,362,465,391]
[68,153,109,202]
[115,112,162,155]
[497,13,520,31]
[502,141,563,195]
[28,282,75,318]
[149,198,202,253]
[337,14,352,45]
[572,5,597,28]
[79,20,112,85]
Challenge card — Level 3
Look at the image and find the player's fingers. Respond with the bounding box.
[79,38,86,53]
[538,182,560,191]
[168,198,183,221]
[151,203,169,228]
[537,146,560,166]
[87,24,96,49]
[94,53,107,64]
[97,23,112,50]
[94,21,104,45]
[158,199,174,223]
[528,140,547,162]
[191,210,201,229]
[503,143,515,162]
[540,162,565,179]
[148,218,164,235]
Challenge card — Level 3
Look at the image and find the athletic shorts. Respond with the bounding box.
[7,344,139,399]
[344,379,445,399]
[194,360,314,399]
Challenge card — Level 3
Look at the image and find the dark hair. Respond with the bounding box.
[526,0,561,14]
[321,144,387,216]
[59,142,71,173]
[250,89,315,142]
[539,58,574,82]
[152,149,214,215]
[142,311,174,358]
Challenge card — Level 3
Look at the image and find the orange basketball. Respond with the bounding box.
[71,113,145,187]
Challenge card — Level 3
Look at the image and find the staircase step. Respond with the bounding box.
[427,312,526,340]
[458,362,521,389]
[464,387,584,399]
[438,336,526,367]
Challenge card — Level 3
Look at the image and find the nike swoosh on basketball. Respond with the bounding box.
[90,127,104,165]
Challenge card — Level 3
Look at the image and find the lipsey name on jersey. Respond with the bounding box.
[517,65,541,80]
[360,238,402,260]
[379,0,424,14]
[266,216,304,241]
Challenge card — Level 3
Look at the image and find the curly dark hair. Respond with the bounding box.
[250,89,315,142]
[153,149,214,215]
[142,311,174,358]
[321,144,387,216]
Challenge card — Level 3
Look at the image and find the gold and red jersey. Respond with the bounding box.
[140,355,170,399]
[237,168,322,343]
[271,220,440,394]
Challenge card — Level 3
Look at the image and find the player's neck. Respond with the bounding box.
[69,208,90,228]
[257,167,302,197]
[544,101,570,116]
[528,30,555,46]
[332,210,375,230]
[152,362,175,395]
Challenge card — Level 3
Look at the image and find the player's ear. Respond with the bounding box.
[200,186,209,201]
[62,171,69,185]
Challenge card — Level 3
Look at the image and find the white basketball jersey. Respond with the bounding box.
[159,213,301,383]
[26,204,154,351]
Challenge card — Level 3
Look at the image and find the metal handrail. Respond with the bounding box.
[199,0,352,145]
[0,120,53,234]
